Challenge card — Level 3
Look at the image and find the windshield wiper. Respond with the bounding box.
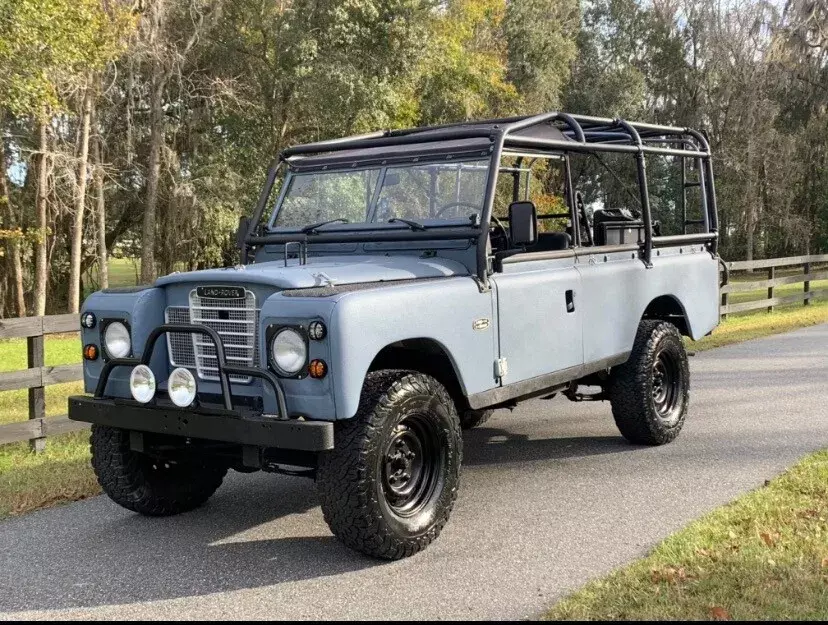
[301,218,349,234]
[388,217,427,231]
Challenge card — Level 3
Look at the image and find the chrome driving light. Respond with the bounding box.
[129,365,156,403]
[270,328,307,376]
[168,367,197,407]
[103,321,131,358]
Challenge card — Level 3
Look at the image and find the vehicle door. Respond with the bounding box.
[489,154,584,385]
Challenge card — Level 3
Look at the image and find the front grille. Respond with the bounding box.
[165,289,259,383]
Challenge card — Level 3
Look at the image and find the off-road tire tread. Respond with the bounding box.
[90,425,227,516]
[316,370,462,560]
[608,320,689,445]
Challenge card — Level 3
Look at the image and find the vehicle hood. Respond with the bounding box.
[153,255,469,290]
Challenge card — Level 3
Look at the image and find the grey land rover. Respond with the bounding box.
[70,112,721,559]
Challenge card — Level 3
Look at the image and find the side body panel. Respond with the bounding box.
[489,256,583,384]
[576,243,719,365]
[330,276,497,419]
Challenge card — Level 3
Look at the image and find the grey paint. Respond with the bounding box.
[79,242,718,422]
[155,255,469,290]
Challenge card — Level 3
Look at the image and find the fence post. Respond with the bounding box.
[27,332,46,453]
[767,266,775,313]
[720,270,729,321]
[804,261,810,306]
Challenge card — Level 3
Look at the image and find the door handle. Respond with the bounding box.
[565,289,575,313]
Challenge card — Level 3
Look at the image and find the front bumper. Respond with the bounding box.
[69,396,334,451]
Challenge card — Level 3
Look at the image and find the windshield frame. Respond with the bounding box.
[266,157,493,233]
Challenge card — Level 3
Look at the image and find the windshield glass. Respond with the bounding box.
[270,159,490,229]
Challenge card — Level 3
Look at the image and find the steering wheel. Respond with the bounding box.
[433,201,482,219]
[490,214,510,249]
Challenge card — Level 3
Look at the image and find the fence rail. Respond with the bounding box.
[720,253,828,317]
[1,253,827,449]
[0,314,87,449]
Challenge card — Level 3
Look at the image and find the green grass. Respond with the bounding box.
[82,257,140,296]
[689,299,828,352]
[0,333,83,426]
[545,450,828,620]
[0,433,98,518]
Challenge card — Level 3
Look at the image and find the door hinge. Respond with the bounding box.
[494,358,508,379]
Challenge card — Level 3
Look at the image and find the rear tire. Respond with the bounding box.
[459,408,492,430]
[90,425,227,516]
[608,320,689,445]
[316,370,462,560]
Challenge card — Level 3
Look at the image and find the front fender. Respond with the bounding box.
[328,277,497,419]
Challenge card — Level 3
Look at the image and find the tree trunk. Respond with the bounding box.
[34,117,49,316]
[68,85,94,313]
[93,128,108,289]
[0,135,26,316]
[140,74,164,285]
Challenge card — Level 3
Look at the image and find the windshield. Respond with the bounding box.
[270,159,490,229]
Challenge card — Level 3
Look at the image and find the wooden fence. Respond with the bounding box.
[720,253,828,318]
[0,314,88,450]
[0,253,826,450]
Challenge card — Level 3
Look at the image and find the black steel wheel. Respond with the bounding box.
[316,370,462,560]
[608,320,690,445]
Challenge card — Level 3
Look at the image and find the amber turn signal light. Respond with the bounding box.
[83,344,98,361]
[308,359,327,379]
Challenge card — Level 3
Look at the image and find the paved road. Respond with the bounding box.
[2,324,828,621]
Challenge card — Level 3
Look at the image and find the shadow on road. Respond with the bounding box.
[463,427,637,466]
[0,425,648,613]
[0,475,381,612]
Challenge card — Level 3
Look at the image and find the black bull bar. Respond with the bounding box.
[94,323,289,418]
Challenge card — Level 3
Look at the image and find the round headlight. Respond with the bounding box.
[270,328,307,376]
[168,367,197,408]
[104,321,131,359]
[129,365,156,403]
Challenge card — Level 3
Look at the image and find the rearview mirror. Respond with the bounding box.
[508,201,537,247]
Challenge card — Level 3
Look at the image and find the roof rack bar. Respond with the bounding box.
[282,127,496,158]
[503,136,706,158]
[503,111,586,143]
[386,116,530,137]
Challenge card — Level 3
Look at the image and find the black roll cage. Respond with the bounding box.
[241,112,719,286]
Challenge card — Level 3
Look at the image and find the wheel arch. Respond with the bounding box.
[641,294,691,336]
[367,338,470,414]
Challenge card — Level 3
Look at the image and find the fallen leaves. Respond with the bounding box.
[709,606,730,621]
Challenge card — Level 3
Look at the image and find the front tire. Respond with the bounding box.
[316,370,462,560]
[608,320,689,445]
[90,425,227,516]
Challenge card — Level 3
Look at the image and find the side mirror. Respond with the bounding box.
[508,201,537,247]
[236,216,251,250]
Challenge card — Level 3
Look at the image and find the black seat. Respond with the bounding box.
[532,232,571,252]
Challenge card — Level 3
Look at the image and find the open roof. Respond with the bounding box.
[281,112,711,168]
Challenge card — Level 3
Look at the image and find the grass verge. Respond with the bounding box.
[545,450,828,620]
[689,299,828,352]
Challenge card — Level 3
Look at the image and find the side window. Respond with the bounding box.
[570,152,643,247]
[646,154,706,236]
[526,158,569,236]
